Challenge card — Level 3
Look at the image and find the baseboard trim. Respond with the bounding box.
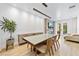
[66,40,79,43]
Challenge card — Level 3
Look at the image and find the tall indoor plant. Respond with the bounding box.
[0,17,16,39]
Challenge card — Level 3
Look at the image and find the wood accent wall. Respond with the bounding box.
[44,18,48,34]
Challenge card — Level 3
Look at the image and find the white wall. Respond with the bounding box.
[77,17,79,33]
[0,4,44,49]
[56,6,79,34]
[55,17,77,35]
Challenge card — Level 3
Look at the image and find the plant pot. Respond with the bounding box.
[6,38,14,50]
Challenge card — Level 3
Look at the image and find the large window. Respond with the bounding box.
[48,22,54,28]
[48,21,55,34]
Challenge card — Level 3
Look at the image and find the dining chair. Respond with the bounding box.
[35,38,54,56]
[52,34,60,51]
[52,35,57,51]
[56,34,60,49]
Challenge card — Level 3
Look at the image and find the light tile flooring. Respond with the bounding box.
[0,37,79,56]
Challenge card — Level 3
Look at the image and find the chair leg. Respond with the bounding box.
[27,43,29,48]
[31,45,32,51]
[34,46,38,56]
[52,40,56,51]
[51,47,54,55]
[35,49,37,56]
[45,48,48,54]
[48,49,51,56]
[53,42,56,51]
[56,42,59,49]
[57,41,60,49]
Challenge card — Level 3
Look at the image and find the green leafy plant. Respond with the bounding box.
[0,17,16,39]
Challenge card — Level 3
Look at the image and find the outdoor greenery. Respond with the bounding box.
[63,23,67,34]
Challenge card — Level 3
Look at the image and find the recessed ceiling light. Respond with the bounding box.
[69,5,76,9]
[42,3,48,7]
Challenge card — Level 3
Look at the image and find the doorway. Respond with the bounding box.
[63,23,67,34]
[57,22,68,35]
[57,23,61,35]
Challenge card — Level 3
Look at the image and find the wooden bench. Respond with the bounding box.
[18,32,43,45]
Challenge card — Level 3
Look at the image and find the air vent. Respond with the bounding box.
[69,5,76,9]
[33,8,51,18]
[42,3,48,7]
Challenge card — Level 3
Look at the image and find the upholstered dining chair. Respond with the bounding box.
[35,38,54,56]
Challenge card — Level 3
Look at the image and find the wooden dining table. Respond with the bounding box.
[23,34,55,54]
[23,34,56,54]
[23,34,56,55]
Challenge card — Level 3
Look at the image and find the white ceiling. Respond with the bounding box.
[8,3,79,19]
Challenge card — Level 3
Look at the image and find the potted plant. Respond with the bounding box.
[0,17,16,39]
[0,17,16,50]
